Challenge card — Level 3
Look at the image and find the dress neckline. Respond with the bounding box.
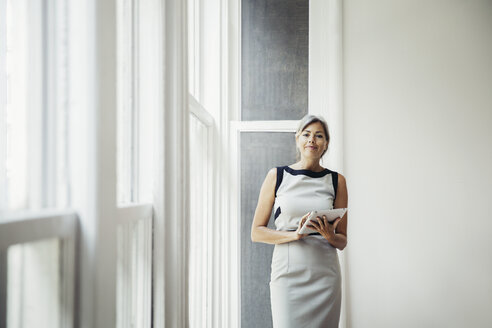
[284,166,331,178]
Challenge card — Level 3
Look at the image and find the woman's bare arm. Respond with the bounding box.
[330,174,348,250]
[250,168,303,245]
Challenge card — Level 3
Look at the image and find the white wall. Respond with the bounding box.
[343,1,492,327]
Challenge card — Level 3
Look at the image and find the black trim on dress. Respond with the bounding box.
[331,171,338,199]
[284,166,331,178]
[274,207,281,220]
[275,166,285,197]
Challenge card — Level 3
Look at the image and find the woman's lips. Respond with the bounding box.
[306,146,317,150]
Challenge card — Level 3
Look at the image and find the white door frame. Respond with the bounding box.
[226,0,345,327]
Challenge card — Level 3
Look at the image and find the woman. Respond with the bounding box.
[251,114,348,328]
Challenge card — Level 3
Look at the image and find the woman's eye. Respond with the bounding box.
[303,133,309,137]
[316,135,323,138]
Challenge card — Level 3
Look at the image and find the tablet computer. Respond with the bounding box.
[298,208,347,235]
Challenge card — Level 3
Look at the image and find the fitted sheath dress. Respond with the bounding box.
[270,166,342,328]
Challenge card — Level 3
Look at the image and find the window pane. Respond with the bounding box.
[52,0,70,209]
[136,0,158,204]
[117,0,135,204]
[188,0,199,99]
[240,132,296,328]
[7,238,61,328]
[0,0,6,211]
[117,0,157,204]
[1,0,70,213]
[241,0,309,121]
[2,0,43,210]
[116,216,153,328]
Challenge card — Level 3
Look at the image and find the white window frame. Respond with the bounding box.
[151,0,189,326]
[188,94,214,327]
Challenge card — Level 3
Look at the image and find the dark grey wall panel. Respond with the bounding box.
[242,0,309,121]
[240,132,297,328]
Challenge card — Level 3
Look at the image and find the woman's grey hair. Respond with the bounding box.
[295,114,330,160]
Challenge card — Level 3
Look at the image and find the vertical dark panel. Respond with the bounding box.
[242,0,309,121]
[240,132,297,328]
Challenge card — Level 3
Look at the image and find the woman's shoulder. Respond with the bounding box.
[265,167,282,184]
[336,172,346,182]
[267,165,289,176]
[333,172,346,188]
[266,167,277,178]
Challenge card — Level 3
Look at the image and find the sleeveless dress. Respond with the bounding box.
[270,166,342,328]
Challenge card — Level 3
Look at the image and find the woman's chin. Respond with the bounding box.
[302,153,322,160]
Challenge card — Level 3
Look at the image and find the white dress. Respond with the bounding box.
[270,166,342,328]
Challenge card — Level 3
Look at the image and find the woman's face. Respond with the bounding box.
[296,121,329,160]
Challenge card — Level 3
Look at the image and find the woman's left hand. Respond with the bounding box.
[308,215,341,242]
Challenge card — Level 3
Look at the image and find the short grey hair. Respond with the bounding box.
[295,114,330,159]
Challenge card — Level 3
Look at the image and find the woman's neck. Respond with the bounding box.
[291,159,323,172]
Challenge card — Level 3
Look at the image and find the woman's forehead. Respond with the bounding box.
[303,121,325,133]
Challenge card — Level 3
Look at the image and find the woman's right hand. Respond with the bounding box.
[294,212,310,240]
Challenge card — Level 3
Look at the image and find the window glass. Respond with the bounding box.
[241,0,309,121]
[8,238,61,328]
[116,217,152,328]
[2,0,43,211]
[188,0,199,99]
[117,0,156,205]
[117,0,135,204]
[1,0,70,213]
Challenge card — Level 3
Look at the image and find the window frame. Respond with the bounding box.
[188,94,214,327]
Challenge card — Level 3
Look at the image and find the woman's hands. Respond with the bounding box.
[294,213,342,243]
[309,215,341,242]
[294,212,311,240]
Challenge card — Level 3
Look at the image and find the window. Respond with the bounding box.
[0,1,76,327]
[117,0,156,205]
[1,0,70,212]
[2,0,187,326]
[116,0,160,326]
